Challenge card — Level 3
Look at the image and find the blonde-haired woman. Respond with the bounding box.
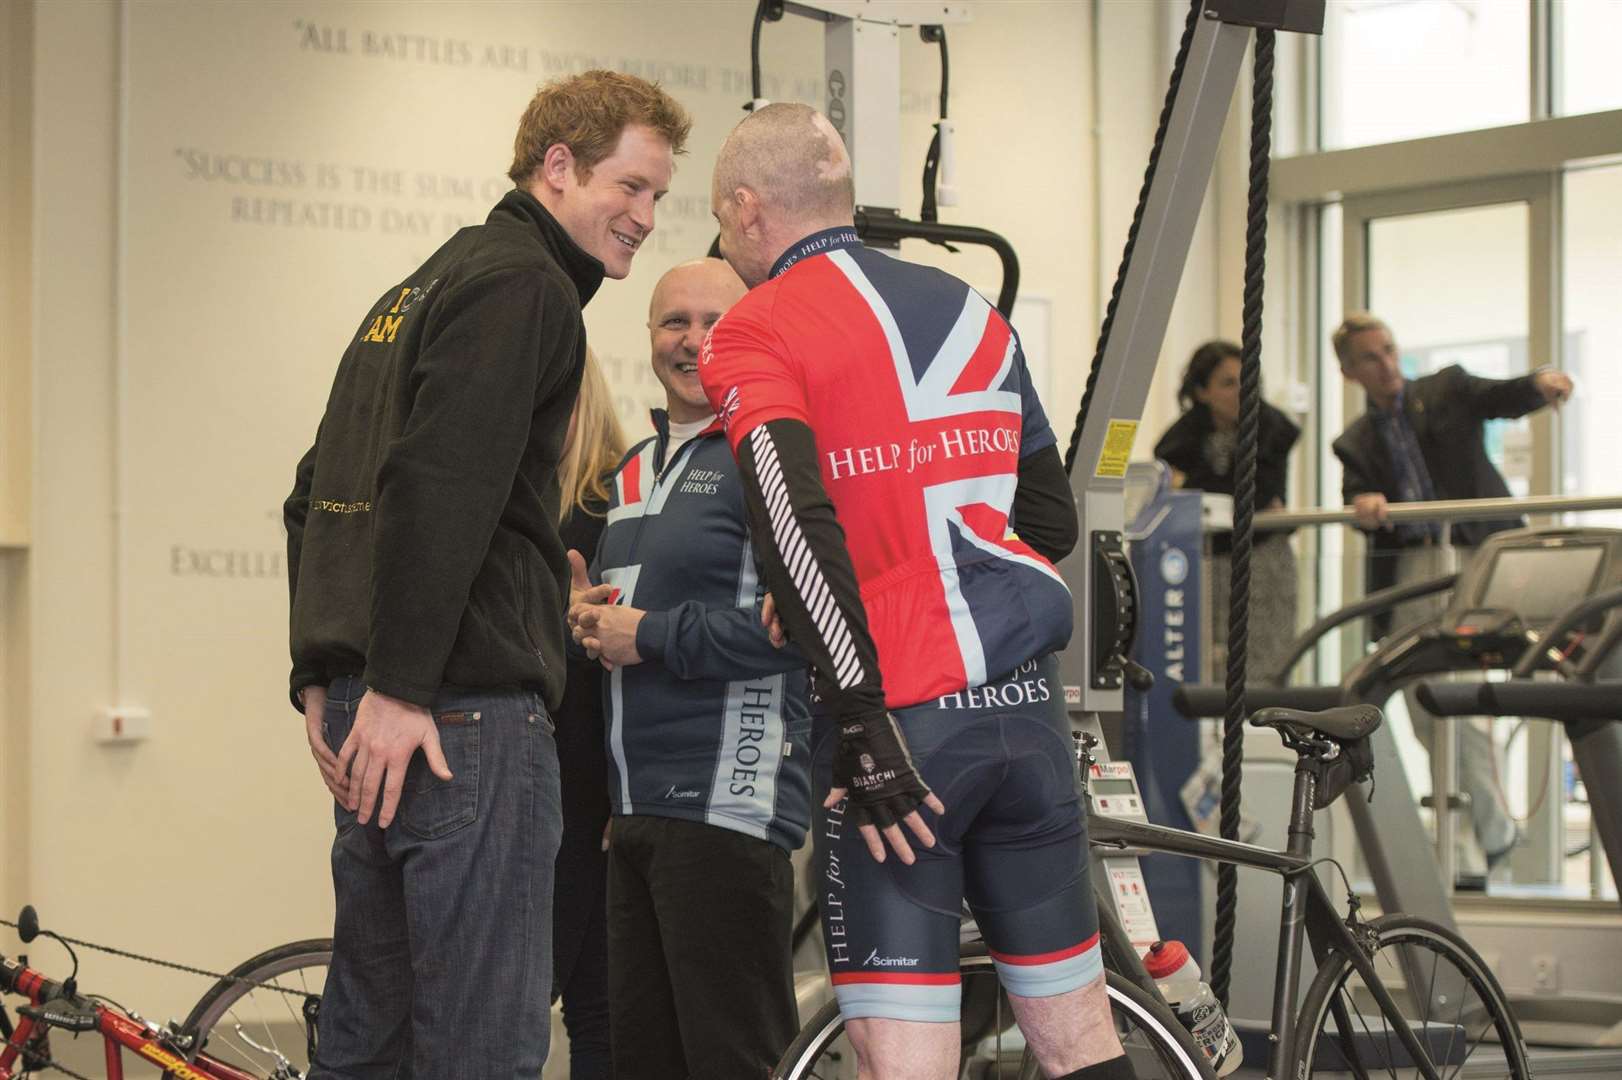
[552,348,626,1079]
[559,347,629,529]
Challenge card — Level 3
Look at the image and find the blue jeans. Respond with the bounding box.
[311,676,562,1079]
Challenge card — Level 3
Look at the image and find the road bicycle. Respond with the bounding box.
[773,703,1532,1079]
[1,909,329,1080]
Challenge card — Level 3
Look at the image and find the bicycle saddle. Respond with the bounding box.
[1249,704,1381,742]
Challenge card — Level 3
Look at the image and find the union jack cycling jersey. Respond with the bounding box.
[700,228,1074,710]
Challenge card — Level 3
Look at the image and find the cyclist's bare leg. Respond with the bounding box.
[845,1016,959,1080]
[1008,974,1125,1076]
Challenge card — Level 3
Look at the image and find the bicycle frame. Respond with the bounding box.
[1089,757,1445,1080]
[1,955,258,1080]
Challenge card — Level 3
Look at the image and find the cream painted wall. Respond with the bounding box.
[22,0,126,997]
[0,0,28,551]
[1,0,34,913]
[13,0,1121,1020]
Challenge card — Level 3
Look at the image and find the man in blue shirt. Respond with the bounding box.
[1333,311,1572,878]
[569,258,812,1077]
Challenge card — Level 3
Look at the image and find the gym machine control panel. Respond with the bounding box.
[1355,527,1622,693]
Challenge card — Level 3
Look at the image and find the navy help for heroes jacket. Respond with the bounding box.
[591,410,812,852]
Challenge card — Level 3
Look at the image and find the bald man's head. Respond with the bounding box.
[647,258,746,422]
[711,104,856,287]
[713,103,854,219]
[648,258,745,321]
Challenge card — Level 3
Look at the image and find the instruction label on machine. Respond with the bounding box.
[1094,420,1139,478]
[1103,858,1161,948]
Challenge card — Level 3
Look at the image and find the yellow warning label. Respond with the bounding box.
[1094,420,1139,478]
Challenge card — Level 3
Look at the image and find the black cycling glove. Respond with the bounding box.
[834,710,937,829]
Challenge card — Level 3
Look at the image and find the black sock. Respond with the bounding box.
[1053,1055,1139,1080]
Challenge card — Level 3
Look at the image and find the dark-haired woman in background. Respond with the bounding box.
[552,349,626,1079]
[1154,340,1301,677]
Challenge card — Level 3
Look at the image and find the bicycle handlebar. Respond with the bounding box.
[1,953,58,1004]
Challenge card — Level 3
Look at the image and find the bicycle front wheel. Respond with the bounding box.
[172,937,332,1079]
[773,955,1211,1080]
[1292,914,1531,1078]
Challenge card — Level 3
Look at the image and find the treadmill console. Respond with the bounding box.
[1442,527,1622,656]
[1443,608,1528,663]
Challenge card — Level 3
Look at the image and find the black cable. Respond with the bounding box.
[750,0,767,104]
[1212,26,1275,1011]
[86,993,133,1015]
[1063,0,1202,474]
[1299,856,1358,904]
[749,0,786,108]
[930,26,949,119]
[921,25,949,224]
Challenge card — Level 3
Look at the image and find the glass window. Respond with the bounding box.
[1365,202,1532,494]
[1561,164,1622,527]
[1321,0,1530,150]
[1557,0,1622,116]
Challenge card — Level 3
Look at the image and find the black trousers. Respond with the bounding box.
[552,670,612,1080]
[607,814,798,1079]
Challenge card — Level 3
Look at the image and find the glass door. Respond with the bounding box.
[1341,176,1555,503]
[1336,176,1588,896]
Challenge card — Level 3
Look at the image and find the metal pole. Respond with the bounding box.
[1434,716,1459,891]
[1059,8,1254,714]
[1254,492,1622,529]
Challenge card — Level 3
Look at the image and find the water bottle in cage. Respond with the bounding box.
[1143,939,1243,1076]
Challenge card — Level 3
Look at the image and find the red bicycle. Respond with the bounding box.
[3,906,330,1079]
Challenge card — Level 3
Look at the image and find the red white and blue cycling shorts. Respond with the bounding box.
[812,653,1102,1022]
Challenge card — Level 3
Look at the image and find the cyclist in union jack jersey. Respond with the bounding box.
[701,103,1136,1080]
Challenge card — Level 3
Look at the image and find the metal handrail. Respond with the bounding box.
[1252,492,1622,529]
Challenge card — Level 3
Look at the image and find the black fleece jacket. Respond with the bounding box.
[285,189,603,711]
[1333,364,1546,551]
[1154,400,1300,554]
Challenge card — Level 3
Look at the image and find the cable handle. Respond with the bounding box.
[934,119,959,207]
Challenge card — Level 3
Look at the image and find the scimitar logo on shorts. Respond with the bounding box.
[864,947,920,968]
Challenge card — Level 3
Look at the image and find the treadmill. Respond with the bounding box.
[1177,526,1622,1057]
